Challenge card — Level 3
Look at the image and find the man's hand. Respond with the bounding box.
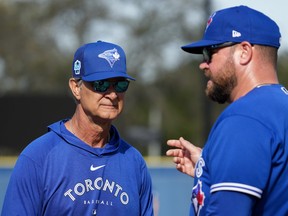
[166,137,202,177]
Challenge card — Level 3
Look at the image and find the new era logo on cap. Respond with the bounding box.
[232,30,241,38]
[72,41,135,81]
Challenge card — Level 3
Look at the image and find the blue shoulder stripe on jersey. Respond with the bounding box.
[210,182,262,198]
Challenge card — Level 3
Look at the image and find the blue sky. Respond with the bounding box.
[214,0,288,52]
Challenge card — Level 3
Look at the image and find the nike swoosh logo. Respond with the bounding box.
[90,164,106,171]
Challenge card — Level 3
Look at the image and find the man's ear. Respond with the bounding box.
[239,41,253,65]
[69,78,81,99]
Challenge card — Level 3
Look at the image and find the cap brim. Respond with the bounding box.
[82,72,135,82]
[181,40,225,54]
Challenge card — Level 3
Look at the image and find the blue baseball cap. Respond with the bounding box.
[72,41,135,81]
[182,5,281,54]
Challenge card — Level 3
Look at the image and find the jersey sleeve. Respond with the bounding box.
[207,115,273,198]
[207,190,257,215]
[2,154,43,216]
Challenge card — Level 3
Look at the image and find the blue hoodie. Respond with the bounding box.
[2,120,154,216]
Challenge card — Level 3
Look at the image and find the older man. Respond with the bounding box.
[2,41,154,216]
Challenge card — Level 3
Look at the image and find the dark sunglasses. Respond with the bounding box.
[202,42,238,63]
[90,79,130,93]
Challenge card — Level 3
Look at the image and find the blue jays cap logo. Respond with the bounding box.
[205,12,216,31]
[74,60,81,75]
[98,48,120,68]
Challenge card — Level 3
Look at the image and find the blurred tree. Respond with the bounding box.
[0,0,204,95]
[0,2,70,94]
